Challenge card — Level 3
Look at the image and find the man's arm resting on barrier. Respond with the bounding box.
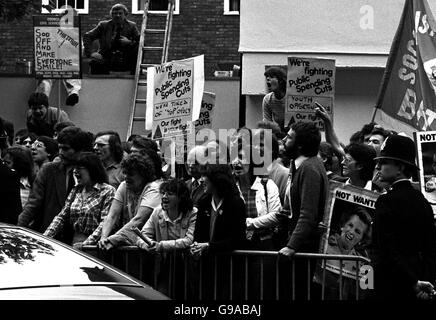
[99,199,123,241]
[103,206,154,249]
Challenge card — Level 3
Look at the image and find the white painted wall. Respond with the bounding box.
[245,68,385,143]
[240,0,436,53]
[239,0,436,143]
[240,0,436,95]
[0,77,240,139]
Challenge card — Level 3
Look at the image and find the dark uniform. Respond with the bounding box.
[373,180,436,299]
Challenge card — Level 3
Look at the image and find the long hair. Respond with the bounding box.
[74,152,108,184]
[4,145,35,182]
[131,136,162,179]
[202,164,239,199]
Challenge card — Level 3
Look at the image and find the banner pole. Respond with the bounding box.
[370,106,378,123]
[171,136,176,178]
[57,80,61,121]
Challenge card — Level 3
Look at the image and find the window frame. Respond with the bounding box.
[224,0,240,15]
[41,0,89,14]
[132,0,180,15]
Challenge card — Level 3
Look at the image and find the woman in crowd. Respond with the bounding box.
[191,164,246,255]
[136,178,197,252]
[262,67,287,131]
[189,164,246,299]
[341,143,382,192]
[44,152,115,248]
[3,145,35,208]
[230,131,282,251]
[136,178,197,296]
[31,135,58,174]
[98,153,156,248]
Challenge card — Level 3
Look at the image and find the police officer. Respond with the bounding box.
[372,134,436,300]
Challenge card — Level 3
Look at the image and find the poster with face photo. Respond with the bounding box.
[414,131,436,218]
[315,181,379,284]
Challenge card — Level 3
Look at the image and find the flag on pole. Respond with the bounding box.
[374,0,436,136]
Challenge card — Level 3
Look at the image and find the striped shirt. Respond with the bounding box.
[262,92,286,129]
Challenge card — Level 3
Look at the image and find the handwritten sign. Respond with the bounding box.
[195,92,215,132]
[285,57,335,130]
[415,131,436,218]
[33,14,81,79]
[146,55,205,140]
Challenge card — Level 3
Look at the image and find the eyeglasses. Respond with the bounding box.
[32,141,46,149]
[94,142,109,148]
[160,191,176,197]
[342,156,356,165]
[73,166,87,171]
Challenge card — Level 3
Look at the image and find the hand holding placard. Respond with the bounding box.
[131,226,153,246]
[314,101,332,123]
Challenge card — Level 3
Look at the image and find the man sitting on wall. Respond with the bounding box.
[83,3,140,75]
[26,92,70,138]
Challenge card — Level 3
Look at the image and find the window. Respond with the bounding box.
[132,0,180,15]
[41,0,89,14]
[224,0,240,15]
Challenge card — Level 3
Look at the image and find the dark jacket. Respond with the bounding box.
[0,162,22,224]
[18,161,68,233]
[185,178,208,207]
[83,19,140,59]
[287,156,328,252]
[194,194,246,252]
[372,180,436,299]
[26,107,70,137]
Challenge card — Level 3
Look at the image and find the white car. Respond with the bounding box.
[0,224,169,300]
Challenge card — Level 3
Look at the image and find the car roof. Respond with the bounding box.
[0,224,168,299]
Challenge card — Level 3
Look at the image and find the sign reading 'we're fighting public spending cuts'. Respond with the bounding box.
[285,57,335,130]
[33,13,81,79]
[146,55,204,140]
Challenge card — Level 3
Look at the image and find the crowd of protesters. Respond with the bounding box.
[2,63,436,300]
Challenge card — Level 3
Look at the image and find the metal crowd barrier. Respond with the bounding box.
[82,246,371,301]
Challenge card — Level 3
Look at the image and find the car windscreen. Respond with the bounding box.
[0,228,138,288]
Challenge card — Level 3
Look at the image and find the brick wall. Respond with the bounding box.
[0,0,240,77]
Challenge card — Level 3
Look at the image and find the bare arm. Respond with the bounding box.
[106,206,154,247]
[100,199,123,239]
[315,102,345,158]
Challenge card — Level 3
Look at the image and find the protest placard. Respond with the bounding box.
[146,55,204,140]
[414,131,436,218]
[33,13,81,79]
[194,92,215,132]
[168,92,216,164]
[313,181,379,298]
[285,57,335,130]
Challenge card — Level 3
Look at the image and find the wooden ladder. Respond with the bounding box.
[126,0,175,139]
